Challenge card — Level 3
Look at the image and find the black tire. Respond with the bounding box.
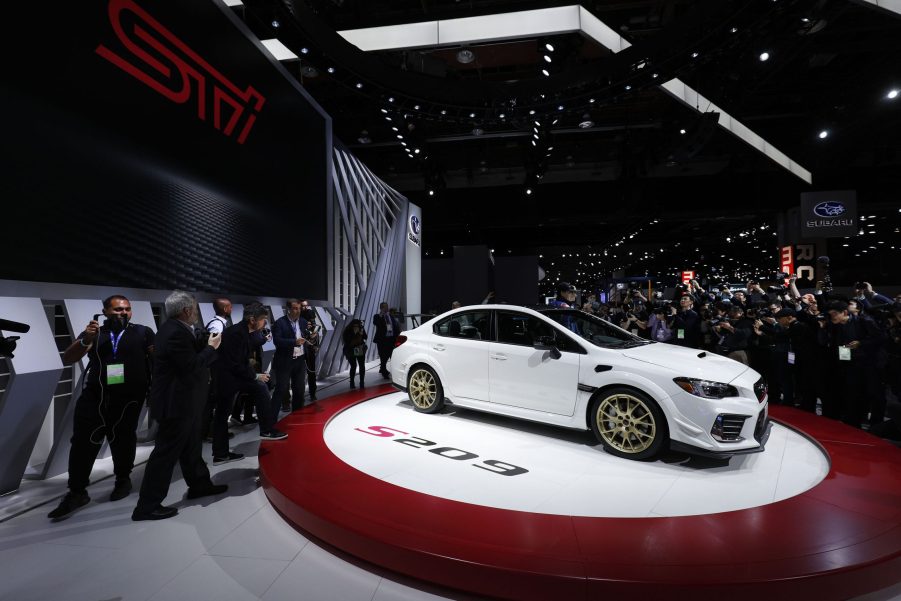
[407,365,444,414]
[589,386,668,460]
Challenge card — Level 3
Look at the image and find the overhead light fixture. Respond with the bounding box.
[397,134,404,139]
[529,110,536,115]
[691,52,699,58]
[381,108,388,114]
[388,97,395,103]
[391,126,398,131]
[888,89,899,99]
[271,20,280,28]
[526,187,533,195]
[543,55,552,63]
[414,148,421,154]
[300,47,310,54]
[456,48,475,64]
[730,27,738,33]
[534,120,541,126]
[545,43,554,52]
[440,109,447,115]
[469,112,476,118]
[499,113,506,119]
[429,189,435,196]
[624,85,632,90]
[531,140,537,146]
[589,98,596,103]
[355,82,363,89]
[557,105,564,111]
[652,73,658,79]
[759,52,770,61]
[541,69,550,76]
[552,118,558,125]
[818,130,829,139]
[679,128,687,135]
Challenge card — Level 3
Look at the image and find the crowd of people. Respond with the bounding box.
[553,278,901,436]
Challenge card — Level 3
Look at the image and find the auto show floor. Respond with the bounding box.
[1,379,899,601]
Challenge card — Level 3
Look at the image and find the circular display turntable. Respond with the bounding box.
[260,385,901,601]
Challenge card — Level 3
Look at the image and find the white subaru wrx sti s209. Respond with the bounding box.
[391,305,770,460]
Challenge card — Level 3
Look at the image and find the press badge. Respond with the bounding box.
[677,329,685,340]
[787,352,796,365]
[106,364,125,385]
[293,346,303,358]
[838,346,852,361]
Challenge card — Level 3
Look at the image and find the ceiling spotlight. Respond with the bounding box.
[300,47,309,54]
[818,130,829,139]
[397,134,403,140]
[271,20,280,28]
[888,89,899,100]
[412,104,419,110]
[414,148,421,154]
[355,82,363,89]
[428,189,435,196]
[531,140,537,146]
[679,128,687,135]
[730,27,738,33]
[391,126,398,131]
[589,98,596,103]
[380,108,388,114]
[326,66,335,74]
[400,141,407,146]
[499,113,506,119]
[801,17,810,23]
[557,105,564,111]
[440,109,447,115]
[759,52,770,61]
[652,73,659,79]
[526,187,533,195]
[543,55,552,63]
[456,48,475,64]
[545,43,554,52]
[541,69,550,76]
[624,85,632,90]
[691,52,699,58]
[552,118,558,125]
[388,97,395,103]
[534,120,541,126]
[529,110,536,115]
[547,146,553,151]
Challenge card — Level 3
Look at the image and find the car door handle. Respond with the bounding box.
[432,345,445,351]
[490,354,507,361]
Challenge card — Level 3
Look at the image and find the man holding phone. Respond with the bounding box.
[48,295,155,520]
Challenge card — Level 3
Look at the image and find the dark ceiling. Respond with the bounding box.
[233,0,901,288]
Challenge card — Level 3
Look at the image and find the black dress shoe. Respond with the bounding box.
[48,491,90,520]
[186,483,228,499]
[132,505,178,521]
[109,478,132,502]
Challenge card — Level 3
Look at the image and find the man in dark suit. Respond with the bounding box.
[215,302,286,442]
[132,291,224,521]
[272,299,307,411]
[372,301,400,378]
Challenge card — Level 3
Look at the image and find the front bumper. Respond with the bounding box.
[671,415,772,459]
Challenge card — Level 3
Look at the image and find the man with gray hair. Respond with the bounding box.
[132,291,224,521]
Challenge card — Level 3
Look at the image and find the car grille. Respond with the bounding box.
[754,377,767,403]
[754,409,768,443]
[711,414,749,442]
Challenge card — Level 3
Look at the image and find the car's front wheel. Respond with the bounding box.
[590,387,667,460]
[407,365,444,413]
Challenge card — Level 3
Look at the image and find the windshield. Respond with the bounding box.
[538,309,650,349]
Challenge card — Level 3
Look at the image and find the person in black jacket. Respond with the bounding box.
[818,300,887,427]
[372,302,400,378]
[215,303,285,443]
[48,295,155,520]
[132,291,223,521]
[272,299,307,412]
[672,294,702,349]
[343,319,368,388]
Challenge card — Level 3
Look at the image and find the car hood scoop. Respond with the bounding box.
[621,344,749,382]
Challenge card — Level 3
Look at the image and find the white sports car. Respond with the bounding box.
[391,305,769,460]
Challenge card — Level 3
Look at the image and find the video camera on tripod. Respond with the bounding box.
[0,318,31,358]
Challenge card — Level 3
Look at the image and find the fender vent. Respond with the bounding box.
[594,365,612,373]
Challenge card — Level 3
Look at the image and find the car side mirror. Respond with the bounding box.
[533,335,562,360]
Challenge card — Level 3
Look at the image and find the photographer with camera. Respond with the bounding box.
[672,294,702,348]
[712,305,753,365]
[817,300,887,427]
[48,295,155,520]
[647,305,675,343]
[273,299,308,412]
[215,303,285,450]
[302,305,321,402]
[852,281,893,311]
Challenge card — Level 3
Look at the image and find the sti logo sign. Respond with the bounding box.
[800,191,857,238]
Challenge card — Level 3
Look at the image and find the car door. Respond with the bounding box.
[430,310,491,402]
[488,310,581,416]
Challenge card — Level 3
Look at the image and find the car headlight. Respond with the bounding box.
[673,377,739,399]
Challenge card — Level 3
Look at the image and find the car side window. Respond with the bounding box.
[434,311,490,340]
[496,312,581,352]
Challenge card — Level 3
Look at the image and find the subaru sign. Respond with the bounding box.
[800,191,857,238]
[408,214,421,247]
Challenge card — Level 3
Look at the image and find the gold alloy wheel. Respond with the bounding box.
[409,369,438,410]
[596,393,657,454]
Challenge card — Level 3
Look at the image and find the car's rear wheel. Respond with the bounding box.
[590,387,667,460]
[408,365,444,414]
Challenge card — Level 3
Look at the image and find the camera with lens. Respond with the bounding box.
[260,327,271,338]
[0,318,30,358]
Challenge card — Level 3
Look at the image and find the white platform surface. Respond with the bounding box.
[325,393,830,518]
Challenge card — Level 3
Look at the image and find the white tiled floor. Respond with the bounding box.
[1,373,899,601]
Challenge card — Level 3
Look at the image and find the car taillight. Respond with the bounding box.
[394,335,407,348]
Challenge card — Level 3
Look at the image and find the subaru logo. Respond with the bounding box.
[813,201,846,217]
[410,214,421,235]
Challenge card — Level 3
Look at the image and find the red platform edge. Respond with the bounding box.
[260,386,901,601]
